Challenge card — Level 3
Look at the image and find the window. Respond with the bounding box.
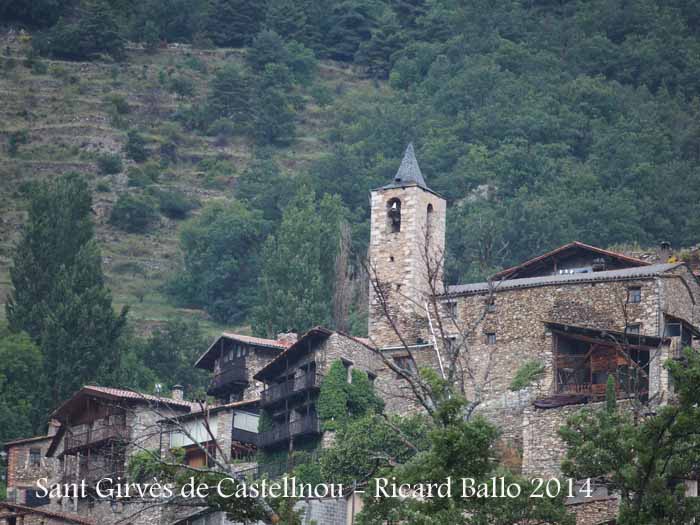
[29,447,41,467]
[485,333,497,345]
[627,324,641,335]
[665,322,682,337]
[341,358,354,383]
[393,356,417,377]
[486,298,496,313]
[427,203,434,239]
[444,300,457,318]
[627,287,642,303]
[387,198,401,233]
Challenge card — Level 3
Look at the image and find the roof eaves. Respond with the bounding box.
[492,241,651,280]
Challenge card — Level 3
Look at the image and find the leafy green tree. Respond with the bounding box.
[0,325,44,442]
[125,129,149,162]
[142,320,209,397]
[560,349,700,524]
[0,0,66,27]
[324,0,376,62]
[252,191,347,336]
[170,200,266,323]
[205,0,264,47]
[109,193,159,233]
[6,173,127,408]
[236,151,294,223]
[206,63,250,131]
[264,0,309,43]
[33,0,125,60]
[355,9,404,79]
[251,64,297,145]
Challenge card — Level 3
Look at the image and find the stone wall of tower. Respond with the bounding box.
[368,186,446,349]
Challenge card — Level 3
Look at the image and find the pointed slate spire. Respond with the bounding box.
[393,143,427,188]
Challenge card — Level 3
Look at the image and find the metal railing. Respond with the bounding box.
[257,414,321,448]
[260,371,320,406]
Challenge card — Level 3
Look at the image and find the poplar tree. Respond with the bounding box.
[6,173,128,408]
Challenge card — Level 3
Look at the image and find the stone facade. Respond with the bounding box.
[368,181,446,349]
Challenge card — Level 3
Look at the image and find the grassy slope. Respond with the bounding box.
[0,35,376,337]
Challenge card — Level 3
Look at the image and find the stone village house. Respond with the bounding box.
[3,145,700,525]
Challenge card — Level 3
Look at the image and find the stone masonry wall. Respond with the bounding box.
[368,185,446,349]
[443,277,662,450]
[5,437,60,504]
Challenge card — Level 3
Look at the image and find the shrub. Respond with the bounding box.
[207,118,236,138]
[159,142,178,166]
[7,130,29,156]
[106,94,130,114]
[125,130,148,163]
[95,181,111,192]
[97,153,122,174]
[157,189,198,219]
[109,193,158,233]
[168,75,195,97]
[127,167,154,187]
[31,60,48,75]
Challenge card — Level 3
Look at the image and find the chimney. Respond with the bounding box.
[276,332,298,345]
[658,241,672,263]
[171,384,184,402]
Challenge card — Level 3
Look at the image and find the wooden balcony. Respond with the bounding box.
[257,415,321,448]
[260,371,320,407]
[208,363,248,396]
[63,424,129,454]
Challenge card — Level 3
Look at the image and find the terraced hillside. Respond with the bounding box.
[0,32,375,335]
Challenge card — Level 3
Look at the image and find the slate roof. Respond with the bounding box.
[195,332,291,370]
[0,503,97,525]
[492,241,650,280]
[445,262,684,296]
[50,385,197,421]
[377,143,442,197]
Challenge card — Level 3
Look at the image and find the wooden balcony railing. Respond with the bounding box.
[63,424,129,453]
[208,363,248,395]
[257,415,321,448]
[260,371,320,406]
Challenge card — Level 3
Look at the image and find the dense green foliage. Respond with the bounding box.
[6,173,128,409]
[169,200,266,323]
[317,360,384,430]
[560,350,700,524]
[109,193,159,232]
[251,191,347,336]
[0,324,44,444]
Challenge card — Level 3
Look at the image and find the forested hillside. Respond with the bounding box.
[1,0,699,437]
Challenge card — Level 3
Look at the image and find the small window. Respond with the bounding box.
[627,324,641,335]
[387,198,401,233]
[29,448,41,467]
[486,298,496,313]
[665,322,682,337]
[485,333,496,345]
[444,300,457,318]
[341,359,354,383]
[393,356,417,377]
[627,287,642,304]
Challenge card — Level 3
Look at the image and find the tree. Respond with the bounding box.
[355,10,404,79]
[559,349,700,524]
[324,0,376,62]
[250,64,298,145]
[109,193,159,233]
[41,241,128,406]
[252,191,347,336]
[0,325,44,442]
[205,0,264,47]
[7,173,94,340]
[264,0,310,43]
[235,151,294,223]
[169,200,266,323]
[6,173,128,409]
[125,129,149,163]
[206,63,250,131]
[33,0,125,60]
[142,320,209,397]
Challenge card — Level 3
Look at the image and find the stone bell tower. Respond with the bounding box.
[368,143,446,349]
